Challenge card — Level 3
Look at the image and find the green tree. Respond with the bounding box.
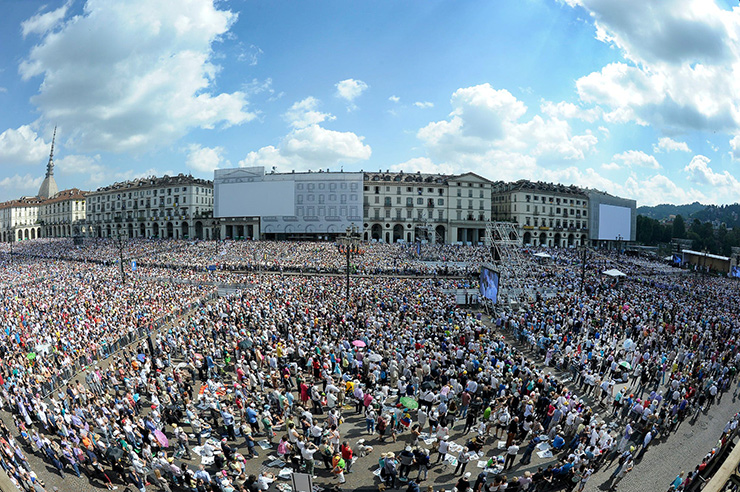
[672,215,686,239]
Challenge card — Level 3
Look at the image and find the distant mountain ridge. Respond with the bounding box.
[637,202,740,228]
[636,202,705,221]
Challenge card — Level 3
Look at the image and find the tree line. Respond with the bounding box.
[636,214,740,256]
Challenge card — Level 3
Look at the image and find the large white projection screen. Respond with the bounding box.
[216,181,295,217]
[598,204,631,240]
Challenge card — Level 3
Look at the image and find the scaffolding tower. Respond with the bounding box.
[414,211,443,244]
[485,222,534,306]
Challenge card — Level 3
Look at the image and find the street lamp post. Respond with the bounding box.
[337,224,360,302]
[117,231,127,285]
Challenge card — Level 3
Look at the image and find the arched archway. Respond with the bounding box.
[195,221,203,240]
[23,229,29,240]
[553,233,561,248]
[97,226,102,237]
[523,231,531,245]
[539,232,547,245]
[140,223,146,237]
[435,225,446,244]
[128,223,134,238]
[392,224,403,243]
[371,224,382,241]
[152,223,160,237]
[181,221,188,239]
[106,225,112,237]
[385,231,390,243]
[30,229,35,240]
[568,233,575,247]
[166,222,174,239]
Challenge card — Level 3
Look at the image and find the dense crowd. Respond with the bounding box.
[0,240,734,492]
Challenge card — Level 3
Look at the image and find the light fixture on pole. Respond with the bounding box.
[337,224,360,302]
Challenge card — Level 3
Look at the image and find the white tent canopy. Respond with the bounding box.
[602,268,627,277]
[533,252,552,258]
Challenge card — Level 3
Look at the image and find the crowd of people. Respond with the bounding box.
[0,239,734,492]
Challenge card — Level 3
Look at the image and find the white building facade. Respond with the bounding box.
[38,188,88,238]
[363,171,492,244]
[491,180,589,248]
[84,174,216,239]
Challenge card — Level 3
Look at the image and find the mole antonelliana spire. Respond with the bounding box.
[37,126,59,199]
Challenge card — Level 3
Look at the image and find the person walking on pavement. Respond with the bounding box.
[454,447,471,476]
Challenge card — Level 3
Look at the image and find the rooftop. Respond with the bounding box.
[90,173,212,194]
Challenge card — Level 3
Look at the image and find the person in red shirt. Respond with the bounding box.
[340,441,353,473]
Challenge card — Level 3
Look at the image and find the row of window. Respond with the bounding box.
[296,194,356,205]
[296,182,358,191]
[523,217,586,228]
[90,186,213,202]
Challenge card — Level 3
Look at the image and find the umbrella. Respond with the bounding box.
[26,352,36,361]
[368,354,382,363]
[618,361,632,370]
[154,429,169,448]
[399,397,418,409]
[137,354,146,363]
[352,340,366,348]
[622,339,635,351]
[176,362,189,370]
[421,381,437,390]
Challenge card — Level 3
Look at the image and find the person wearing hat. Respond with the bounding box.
[398,445,414,479]
[455,471,471,492]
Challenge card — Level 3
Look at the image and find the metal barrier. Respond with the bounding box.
[37,291,218,399]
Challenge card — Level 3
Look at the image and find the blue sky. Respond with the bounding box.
[1,0,739,205]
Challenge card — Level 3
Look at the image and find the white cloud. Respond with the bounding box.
[238,124,371,172]
[18,0,255,154]
[569,0,740,134]
[0,174,44,193]
[542,165,701,206]
[612,150,661,169]
[389,95,400,103]
[389,157,455,175]
[540,100,601,122]
[417,84,597,166]
[685,154,740,191]
[239,98,371,172]
[730,135,740,160]
[601,162,621,170]
[21,2,70,38]
[238,44,263,66]
[0,125,50,166]
[624,174,703,206]
[282,125,371,163]
[185,144,229,173]
[653,137,691,153]
[414,101,434,109]
[56,154,106,183]
[283,97,335,129]
[335,79,368,109]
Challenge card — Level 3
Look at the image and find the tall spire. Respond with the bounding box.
[38,126,59,199]
[46,126,56,178]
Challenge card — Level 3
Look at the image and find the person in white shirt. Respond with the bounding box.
[436,436,449,464]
